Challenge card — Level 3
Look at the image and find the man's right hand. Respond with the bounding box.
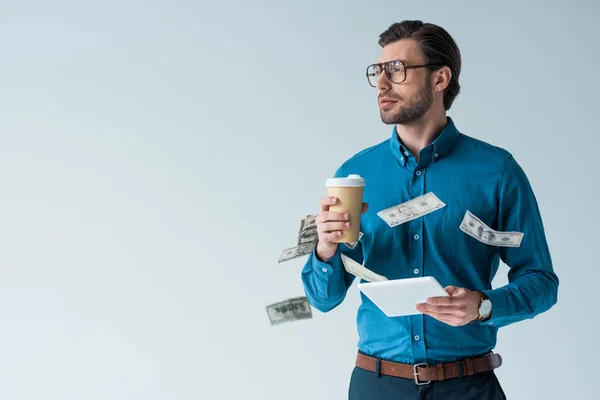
[315,196,369,261]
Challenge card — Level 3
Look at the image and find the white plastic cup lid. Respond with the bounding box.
[325,174,365,187]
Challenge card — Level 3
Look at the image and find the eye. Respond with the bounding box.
[390,61,404,72]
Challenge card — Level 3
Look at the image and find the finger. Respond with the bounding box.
[317,211,348,224]
[445,285,460,295]
[320,231,343,243]
[320,221,349,232]
[416,303,455,314]
[361,202,369,214]
[320,196,338,212]
[426,296,455,306]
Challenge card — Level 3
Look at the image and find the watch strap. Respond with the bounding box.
[476,291,491,321]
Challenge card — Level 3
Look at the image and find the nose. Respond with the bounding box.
[376,70,391,91]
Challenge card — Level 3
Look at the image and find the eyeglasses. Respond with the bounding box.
[366,60,445,87]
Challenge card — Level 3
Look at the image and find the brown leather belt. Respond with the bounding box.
[356,351,502,385]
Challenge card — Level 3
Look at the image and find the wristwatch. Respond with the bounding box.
[476,292,492,321]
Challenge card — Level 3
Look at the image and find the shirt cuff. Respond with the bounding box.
[310,245,343,282]
[477,288,510,326]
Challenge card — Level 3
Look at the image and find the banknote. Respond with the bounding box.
[341,253,388,282]
[278,242,316,263]
[459,210,523,247]
[344,231,364,250]
[377,192,446,227]
[266,296,313,326]
[298,215,318,245]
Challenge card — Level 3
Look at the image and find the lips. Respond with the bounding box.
[379,99,398,108]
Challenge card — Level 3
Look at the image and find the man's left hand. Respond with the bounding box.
[415,286,482,326]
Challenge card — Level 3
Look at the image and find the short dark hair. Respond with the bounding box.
[378,20,461,110]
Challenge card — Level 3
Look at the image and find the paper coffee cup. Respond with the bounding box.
[325,174,365,243]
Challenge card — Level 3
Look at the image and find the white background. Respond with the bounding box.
[0,0,598,399]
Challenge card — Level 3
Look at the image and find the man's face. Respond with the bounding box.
[398,205,414,216]
[375,39,434,125]
[481,231,495,241]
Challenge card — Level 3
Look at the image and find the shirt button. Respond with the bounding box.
[415,171,421,176]
[414,335,420,341]
[404,151,409,156]
[321,267,328,273]
[413,269,419,275]
[414,234,420,240]
[400,156,404,162]
[434,153,439,158]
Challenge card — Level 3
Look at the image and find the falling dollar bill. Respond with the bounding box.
[341,253,388,282]
[377,192,446,227]
[266,296,313,326]
[278,242,316,263]
[344,231,364,249]
[298,215,318,245]
[459,210,523,247]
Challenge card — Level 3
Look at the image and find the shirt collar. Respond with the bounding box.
[389,116,460,166]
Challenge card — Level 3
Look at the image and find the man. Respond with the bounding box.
[397,204,417,219]
[478,226,497,242]
[300,20,559,399]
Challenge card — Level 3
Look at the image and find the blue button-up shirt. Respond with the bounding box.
[301,117,559,364]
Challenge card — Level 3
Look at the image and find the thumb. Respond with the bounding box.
[445,285,460,296]
[361,202,369,214]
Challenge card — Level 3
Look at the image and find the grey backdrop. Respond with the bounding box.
[0,0,598,399]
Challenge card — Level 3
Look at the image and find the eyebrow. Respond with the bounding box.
[374,59,408,65]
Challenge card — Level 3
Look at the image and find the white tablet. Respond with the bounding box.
[357,276,449,317]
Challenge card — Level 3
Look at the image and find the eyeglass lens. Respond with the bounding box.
[367,61,406,86]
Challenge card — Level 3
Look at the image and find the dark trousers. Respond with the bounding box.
[348,365,507,400]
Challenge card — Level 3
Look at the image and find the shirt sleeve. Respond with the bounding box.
[300,165,362,313]
[478,155,559,327]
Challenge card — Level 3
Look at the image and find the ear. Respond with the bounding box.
[432,66,452,93]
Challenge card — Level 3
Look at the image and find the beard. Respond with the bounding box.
[380,75,434,125]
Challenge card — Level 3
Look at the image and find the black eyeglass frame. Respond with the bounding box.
[366,60,446,87]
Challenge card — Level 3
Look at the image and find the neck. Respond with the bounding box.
[395,110,448,161]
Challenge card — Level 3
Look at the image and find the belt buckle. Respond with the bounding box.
[413,363,431,385]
